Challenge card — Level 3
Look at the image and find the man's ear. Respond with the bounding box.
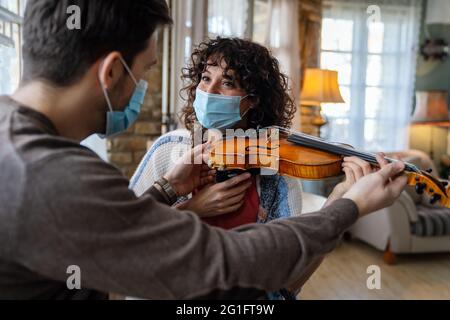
[98,52,125,90]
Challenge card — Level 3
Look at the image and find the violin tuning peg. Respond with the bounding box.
[426,168,433,173]
[430,194,442,205]
[441,181,449,187]
[415,183,426,195]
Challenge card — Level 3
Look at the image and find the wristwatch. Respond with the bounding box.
[154,177,178,205]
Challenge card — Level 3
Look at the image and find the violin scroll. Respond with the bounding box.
[406,171,450,207]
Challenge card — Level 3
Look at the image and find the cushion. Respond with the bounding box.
[411,205,450,237]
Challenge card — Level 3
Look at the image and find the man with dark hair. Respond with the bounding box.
[0,0,407,300]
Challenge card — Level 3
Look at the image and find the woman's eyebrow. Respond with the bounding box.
[223,74,235,80]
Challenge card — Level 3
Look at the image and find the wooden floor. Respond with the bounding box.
[300,240,450,300]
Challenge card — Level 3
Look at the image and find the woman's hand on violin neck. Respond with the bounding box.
[179,173,253,218]
[327,156,377,204]
[342,156,375,180]
[343,161,408,217]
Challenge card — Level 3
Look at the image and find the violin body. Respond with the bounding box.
[209,136,344,180]
[208,126,450,208]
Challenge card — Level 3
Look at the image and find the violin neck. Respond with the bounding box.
[285,130,417,173]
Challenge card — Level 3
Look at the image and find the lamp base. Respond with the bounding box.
[311,106,328,138]
[300,104,328,137]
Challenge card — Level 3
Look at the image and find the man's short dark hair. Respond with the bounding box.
[22,0,172,86]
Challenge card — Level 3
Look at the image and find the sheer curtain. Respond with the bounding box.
[167,0,208,129]
[265,0,301,130]
[208,0,251,38]
[321,0,422,151]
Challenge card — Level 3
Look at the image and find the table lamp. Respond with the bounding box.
[300,68,345,136]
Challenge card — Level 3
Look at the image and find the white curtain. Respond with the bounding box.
[166,0,208,129]
[208,0,251,38]
[265,0,301,131]
[321,0,422,151]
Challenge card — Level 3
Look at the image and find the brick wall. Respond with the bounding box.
[299,0,323,136]
[107,37,164,179]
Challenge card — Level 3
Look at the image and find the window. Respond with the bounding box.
[320,0,422,151]
[208,0,270,41]
[0,0,24,95]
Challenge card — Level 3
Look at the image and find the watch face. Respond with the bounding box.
[160,179,177,202]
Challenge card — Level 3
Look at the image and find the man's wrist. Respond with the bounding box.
[342,194,363,218]
[163,174,182,197]
[154,177,178,205]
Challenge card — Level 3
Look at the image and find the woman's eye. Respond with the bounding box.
[201,76,210,82]
[223,81,235,88]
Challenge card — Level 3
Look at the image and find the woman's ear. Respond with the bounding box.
[98,52,125,90]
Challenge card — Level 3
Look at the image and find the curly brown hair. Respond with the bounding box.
[180,37,296,131]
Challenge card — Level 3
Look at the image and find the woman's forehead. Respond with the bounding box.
[205,59,235,77]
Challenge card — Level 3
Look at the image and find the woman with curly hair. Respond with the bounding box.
[130,37,375,299]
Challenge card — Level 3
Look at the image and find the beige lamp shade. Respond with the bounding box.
[412,91,449,124]
[300,68,345,106]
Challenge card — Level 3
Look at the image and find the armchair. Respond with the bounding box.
[349,150,450,264]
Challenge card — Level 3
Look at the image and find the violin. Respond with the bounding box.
[208,126,450,208]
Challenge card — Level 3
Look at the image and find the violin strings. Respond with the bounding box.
[287,135,375,161]
[286,134,419,172]
[267,126,419,173]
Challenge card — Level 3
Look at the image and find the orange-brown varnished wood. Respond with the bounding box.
[406,172,450,207]
[209,137,344,180]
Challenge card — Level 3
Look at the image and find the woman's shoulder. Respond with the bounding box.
[129,129,192,192]
[151,129,192,148]
[145,129,190,156]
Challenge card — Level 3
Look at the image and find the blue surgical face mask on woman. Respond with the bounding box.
[99,56,149,138]
[193,88,252,130]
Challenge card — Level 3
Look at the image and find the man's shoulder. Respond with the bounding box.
[15,129,98,170]
[1,96,103,167]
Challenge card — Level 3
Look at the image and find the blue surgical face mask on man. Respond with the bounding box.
[193,88,252,130]
[99,56,149,138]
